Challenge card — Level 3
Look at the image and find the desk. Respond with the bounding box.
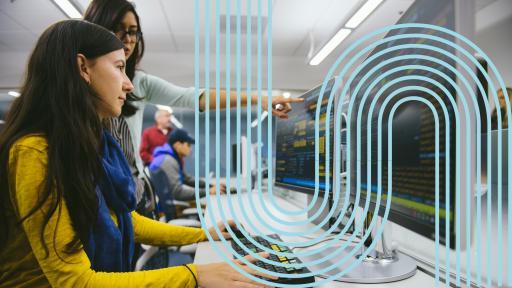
[193,191,435,287]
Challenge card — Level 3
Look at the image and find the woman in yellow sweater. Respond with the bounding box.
[0,20,273,288]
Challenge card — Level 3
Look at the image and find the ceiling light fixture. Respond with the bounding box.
[52,0,82,19]
[345,0,384,29]
[251,111,268,128]
[8,91,20,97]
[309,28,351,66]
[308,0,384,66]
[170,116,184,129]
[155,104,173,114]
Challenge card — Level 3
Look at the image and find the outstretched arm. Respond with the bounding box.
[199,89,304,119]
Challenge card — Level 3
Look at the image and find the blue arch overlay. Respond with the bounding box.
[200,23,508,286]
[196,5,510,284]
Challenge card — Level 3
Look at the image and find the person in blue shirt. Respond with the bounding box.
[150,129,226,205]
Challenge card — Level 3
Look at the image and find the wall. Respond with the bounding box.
[475,16,512,88]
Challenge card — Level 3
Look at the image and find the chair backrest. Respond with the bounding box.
[149,167,177,220]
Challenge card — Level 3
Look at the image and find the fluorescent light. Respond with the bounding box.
[345,0,384,29]
[155,104,173,114]
[309,28,352,66]
[251,111,268,128]
[53,0,82,19]
[8,91,20,97]
[170,115,183,129]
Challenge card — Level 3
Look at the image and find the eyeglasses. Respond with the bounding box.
[114,29,142,42]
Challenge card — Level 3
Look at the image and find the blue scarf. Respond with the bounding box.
[83,131,137,272]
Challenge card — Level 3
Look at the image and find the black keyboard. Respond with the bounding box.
[231,233,316,286]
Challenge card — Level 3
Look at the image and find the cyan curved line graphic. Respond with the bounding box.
[194,10,512,285]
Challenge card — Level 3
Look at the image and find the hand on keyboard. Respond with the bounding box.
[231,233,316,286]
[196,252,277,288]
[208,219,241,241]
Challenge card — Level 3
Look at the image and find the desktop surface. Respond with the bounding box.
[193,191,435,287]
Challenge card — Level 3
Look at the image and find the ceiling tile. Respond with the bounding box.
[0,10,26,32]
[1,0,68,35]
[0,31,37,52]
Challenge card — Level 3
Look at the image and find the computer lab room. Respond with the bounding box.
[0,0,511,287]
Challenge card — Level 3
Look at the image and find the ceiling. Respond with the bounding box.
[0,0,509,92]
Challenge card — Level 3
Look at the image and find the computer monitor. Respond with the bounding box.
[340,0,475,283]
[274,78,336,194]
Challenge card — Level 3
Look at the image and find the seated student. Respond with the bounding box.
[0,20,273,288]
[149,129,226,204]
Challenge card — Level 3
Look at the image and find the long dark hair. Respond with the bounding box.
[0,20,124,257]
[84,0,145,117]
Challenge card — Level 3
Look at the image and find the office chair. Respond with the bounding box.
[149,167,201,220]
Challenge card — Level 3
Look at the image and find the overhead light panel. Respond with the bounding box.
[309,28,351,66]
[53,0,82,19]
[170,116,183,129]
[8,91,20,97]
[155,104,181,128]
[251,111,268,128]
[155,104,173,114]
[345,0,384,29]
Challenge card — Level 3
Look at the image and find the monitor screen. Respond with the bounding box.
[349,0,459,247]
[275,79,336,194]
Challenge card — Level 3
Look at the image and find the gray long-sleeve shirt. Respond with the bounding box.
[124,71,204,199]
[159,154,207,201]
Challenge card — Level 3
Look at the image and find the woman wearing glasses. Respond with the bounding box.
[83,0,302,220]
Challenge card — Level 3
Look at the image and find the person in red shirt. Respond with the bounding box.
[140,108,172,165]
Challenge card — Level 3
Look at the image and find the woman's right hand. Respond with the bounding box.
[196,252,277,288]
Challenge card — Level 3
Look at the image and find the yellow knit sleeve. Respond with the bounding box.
[132,212,207,246]
[8,136,199,288]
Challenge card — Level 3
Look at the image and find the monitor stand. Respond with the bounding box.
[301,217,417,283]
